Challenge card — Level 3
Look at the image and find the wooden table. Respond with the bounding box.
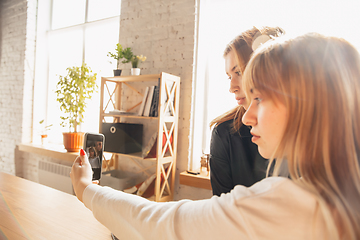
[0,172,111,239]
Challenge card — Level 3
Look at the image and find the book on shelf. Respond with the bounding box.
[138,86,150,116]
[149,79,160,117]
[143,85,155,117]
[149,88,158,117]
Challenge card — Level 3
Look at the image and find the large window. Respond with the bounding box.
[33,0,121,144]
[190,0,360,170]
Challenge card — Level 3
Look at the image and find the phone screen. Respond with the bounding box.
[83,133,105,180]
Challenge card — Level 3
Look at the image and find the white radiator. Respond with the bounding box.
[38,161,73,195]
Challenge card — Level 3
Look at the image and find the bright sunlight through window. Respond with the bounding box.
[33,0,121,145]
[190,0,360,170]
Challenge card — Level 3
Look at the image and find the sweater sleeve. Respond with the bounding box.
[209,125,233,196]
[82,177,321,240]
[83,183,255,240]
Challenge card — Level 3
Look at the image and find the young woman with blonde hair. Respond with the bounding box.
[71,33,359,239]
[210,26,285,195]
[242,33,360,239]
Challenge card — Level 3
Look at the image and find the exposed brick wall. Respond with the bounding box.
[118,0,203,199]
[0,0,35,175]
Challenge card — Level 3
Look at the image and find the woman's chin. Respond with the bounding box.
[258,148,271,159]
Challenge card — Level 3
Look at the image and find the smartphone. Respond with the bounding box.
[83,132,105,180]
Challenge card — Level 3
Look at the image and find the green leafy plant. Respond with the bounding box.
[55,63,97,133]
[107,43,134,69]
[131,55,147,68]
[121,47,134,64]
[39,119,52,135]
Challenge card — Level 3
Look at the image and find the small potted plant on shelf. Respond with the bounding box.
[55,63,97,152]
[131,55,147,75]
[39,119,52,145]
[107,43,133,76]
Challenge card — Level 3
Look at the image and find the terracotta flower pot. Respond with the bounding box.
[63,132,84,152]
[41,134,48,145]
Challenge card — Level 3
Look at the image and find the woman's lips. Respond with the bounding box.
[236,97,246,105]
[251,133,260,143]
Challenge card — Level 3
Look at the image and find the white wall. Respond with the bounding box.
[0,0,212,200]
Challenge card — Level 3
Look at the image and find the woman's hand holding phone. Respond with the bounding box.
[70,149,93,202]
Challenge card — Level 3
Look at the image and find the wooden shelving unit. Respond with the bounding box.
[99,72,180,202]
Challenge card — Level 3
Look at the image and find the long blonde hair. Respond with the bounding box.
[243,33,360,239]
[210,26,285,131]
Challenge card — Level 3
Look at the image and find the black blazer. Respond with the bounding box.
[209,120,269,196]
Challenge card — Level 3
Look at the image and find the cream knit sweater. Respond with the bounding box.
[83,177,328,240]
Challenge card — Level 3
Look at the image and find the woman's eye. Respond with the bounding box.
[254,97,262,103]
[235,71,241,76]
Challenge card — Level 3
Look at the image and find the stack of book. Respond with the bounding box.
[138,80,160,117]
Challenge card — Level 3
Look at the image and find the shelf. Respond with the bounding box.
[113,152,175,162]
[112,152,154,161]
[18,143,78,163]
[100,72,180,202]
[102,74,162,83]
[103,113,174,121]
[179,171,212,190]
[103,113,158,119]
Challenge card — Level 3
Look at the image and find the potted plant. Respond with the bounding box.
[39,119,52,145]
[107,43,133,76]
[130,55,147,75]
[56,63,97,152]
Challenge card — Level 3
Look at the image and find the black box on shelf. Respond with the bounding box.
[101,123,143,154]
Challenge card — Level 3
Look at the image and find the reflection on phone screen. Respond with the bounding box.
[85,135,104,180]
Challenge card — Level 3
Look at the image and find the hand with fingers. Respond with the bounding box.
[70,149,98,202]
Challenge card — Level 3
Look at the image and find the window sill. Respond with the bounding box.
[179,171,211,190]
[18,143,78,162]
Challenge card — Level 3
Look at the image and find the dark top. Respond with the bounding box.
[209,119,269,196]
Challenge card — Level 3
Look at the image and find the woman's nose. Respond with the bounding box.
[229,84,239,93]
[229,77,241,93]
[242,103,256,126]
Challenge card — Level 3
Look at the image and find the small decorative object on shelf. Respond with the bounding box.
[130,55,146,75]
[107,43,133,76]
[113,69,122,76]
[131,68,141,76]
[56,63,97,152]
[39,119,52,145]
[200,153,210,175]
